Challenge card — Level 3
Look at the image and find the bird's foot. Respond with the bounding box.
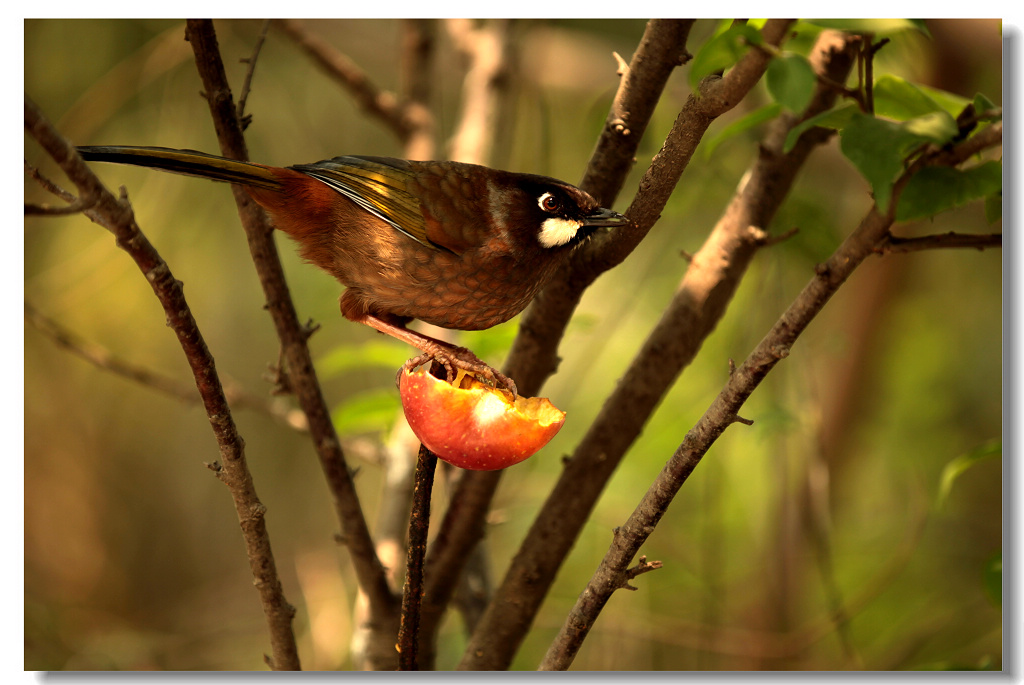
[399,346,518,399]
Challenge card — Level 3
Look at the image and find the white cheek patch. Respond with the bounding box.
[538,217,582,248]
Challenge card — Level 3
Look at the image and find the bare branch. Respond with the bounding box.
[184,19,400,669]
[876,231,1002,254]
[504,19,702,396]
[26,301,309,431]
[397,444,439,670]
[538,119,1003,671]
[417,464,503,668]
[578,19,694,206]
[25,93,302,671]
[275,18,435,159]
[236,19,272,125]
[398,19,437,159]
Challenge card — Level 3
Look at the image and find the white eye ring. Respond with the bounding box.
[538,192,560,213]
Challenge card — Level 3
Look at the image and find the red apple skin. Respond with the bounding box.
[399,368,566,471]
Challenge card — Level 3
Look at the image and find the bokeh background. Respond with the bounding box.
[25,19,1002,670]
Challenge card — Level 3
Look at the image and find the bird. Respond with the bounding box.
[76,146,630,395]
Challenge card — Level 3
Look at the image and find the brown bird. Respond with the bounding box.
[76,146,630,393]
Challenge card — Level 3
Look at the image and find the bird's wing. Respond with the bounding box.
[291,156,454,253]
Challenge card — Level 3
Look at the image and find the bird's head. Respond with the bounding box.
[487,172,630,254]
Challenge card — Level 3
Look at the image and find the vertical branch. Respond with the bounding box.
[183,20,400,669]
[25,96,302,671]
[396,444,439,670]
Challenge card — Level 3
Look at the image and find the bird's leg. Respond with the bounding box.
[357,312,518,398]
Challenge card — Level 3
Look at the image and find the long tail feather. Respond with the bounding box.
[77,145,282,191]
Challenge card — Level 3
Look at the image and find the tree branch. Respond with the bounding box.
[183,19,400,669]
[876,231,1002,254]
[578,20,695,206]
[396,444,438,670]
[24,300,309,431]
[504,18,703,396]
[457,19,805,671]
[25,93,302,671]
[275,18,435,159]
[538,119,1003,671]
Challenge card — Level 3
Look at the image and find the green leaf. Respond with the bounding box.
[983,552,1001,606]
[915,84,974,119]
[766,54,818,112]
[839,110,959,211]
[973,92,998,114]
[937,439,1000,506]
[703,103,783,158]
[901,110,959,143]
[331,388,401,436]
[317,340,412,378]
[782,101,859,153]
[689,22,764,89]
[873,74,970,121]
[896,161,1002,221]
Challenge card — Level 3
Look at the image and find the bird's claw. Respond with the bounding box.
[398,348,518,400]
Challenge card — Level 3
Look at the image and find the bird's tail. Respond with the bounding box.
[77,146,282,191]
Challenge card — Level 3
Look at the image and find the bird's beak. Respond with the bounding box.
[582,207,630,228]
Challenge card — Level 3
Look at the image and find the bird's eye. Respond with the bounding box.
[538,192,560,213]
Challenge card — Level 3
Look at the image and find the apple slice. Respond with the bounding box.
[399,367,566,471]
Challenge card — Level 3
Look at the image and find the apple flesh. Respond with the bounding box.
[399,367,566,471]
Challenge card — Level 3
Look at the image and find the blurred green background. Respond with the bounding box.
[24,19,1002,671]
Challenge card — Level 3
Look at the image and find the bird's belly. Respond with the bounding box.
[383,264,542,330]
[341,248,553,330]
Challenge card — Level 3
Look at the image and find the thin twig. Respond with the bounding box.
[397,443,439,670]
[237,19,272,125]
[275,18,434,157]
[25,93,302,671]
[875,231,1002,254]
[25,300,310,431]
